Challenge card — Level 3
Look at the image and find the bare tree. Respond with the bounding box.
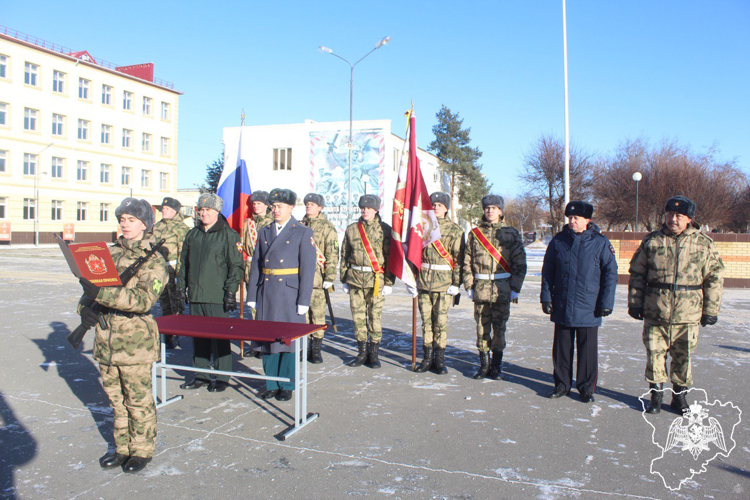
[593,138,747,231]
[519,135,594,233]
[504,194,545,237]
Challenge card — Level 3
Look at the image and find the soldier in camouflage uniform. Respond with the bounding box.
[463,194,527,380]
[340,194,395,369]
[241,190,274,280]
[302,193,339,364]
[77,197,168,474]
[152,197,190,349]
[628,196,724,414]
[408,192,465,375]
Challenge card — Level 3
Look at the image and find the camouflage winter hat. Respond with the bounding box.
[665,196,696,219]
[430,192,451,210]
[115,197,155,233]
[304,193,326,208]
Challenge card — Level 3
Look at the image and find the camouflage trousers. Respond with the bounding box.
[349,286,384,343]
[158,269,183,316]
[100,363,156,458]
[474,300,510,352]
[418,291,451,348]
[307,288,327,339]
[642,322,699,386]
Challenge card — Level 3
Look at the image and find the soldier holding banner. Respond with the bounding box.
[340,194,395,369]
[408,192,465,375]
[463,195,527,380]
[301,193,339,364]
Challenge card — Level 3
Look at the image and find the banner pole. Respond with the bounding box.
[412,296,417,371]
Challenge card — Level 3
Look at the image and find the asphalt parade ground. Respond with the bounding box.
[1,247,748,499]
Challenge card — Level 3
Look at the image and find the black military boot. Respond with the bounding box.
[367,342,381,369]
[348,341,368,367]
[431,347,448,375]
[415,345,433,373]
[488,349,504,380]
[473,351,489,379]
[310,337,324,364]
[646,383,663,414]
[671,384,689,414]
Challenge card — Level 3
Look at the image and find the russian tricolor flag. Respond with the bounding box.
[217,129,252,234]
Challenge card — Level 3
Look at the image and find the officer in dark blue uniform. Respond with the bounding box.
[246,189,316,402]
[540,201,618,403]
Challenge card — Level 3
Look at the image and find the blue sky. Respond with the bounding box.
[5,0,749,196]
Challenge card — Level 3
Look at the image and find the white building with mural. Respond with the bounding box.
[223,119,444,235]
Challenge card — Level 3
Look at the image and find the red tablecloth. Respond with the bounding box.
[156,315,327,346]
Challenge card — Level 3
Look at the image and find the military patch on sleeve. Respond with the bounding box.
[152,278,164,295]
[609,244,616,256]
[236,241,243,253]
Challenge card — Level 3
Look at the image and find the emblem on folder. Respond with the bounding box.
[85,254,108,275]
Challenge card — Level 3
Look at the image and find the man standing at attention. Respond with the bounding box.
[177,193,244,393]
[246,189,316,401]
[340,195,395,369]
[152,196,190,349]
[463,195,527,380]
[409,192,464,375]
[301,193,339,364]
[628,196,724,414]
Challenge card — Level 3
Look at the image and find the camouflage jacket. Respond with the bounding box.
[152,212,190,274]
[302,212,340,288]
[417,216,465,292]
[463,218,527,302]
[241,211,274,256]
[340,214,395,288]
[79,235,168,366]
[628,223,724,325]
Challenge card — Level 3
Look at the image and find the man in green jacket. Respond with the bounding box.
[302,193,339,364]
[177,193,244,393]
[628,196,724,414]
[340,195,395,369]
[152,197,190,349]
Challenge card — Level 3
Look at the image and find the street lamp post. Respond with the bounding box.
[632,171,642,232]
[319,36,390,226]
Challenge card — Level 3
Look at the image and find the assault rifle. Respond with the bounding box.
[67,239,166,349]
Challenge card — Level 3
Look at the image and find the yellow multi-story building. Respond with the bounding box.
[0,26,181,244]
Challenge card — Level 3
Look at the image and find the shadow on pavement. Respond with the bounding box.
[0,392,38,500]
[714,344,750,354]
[32,322,113,446]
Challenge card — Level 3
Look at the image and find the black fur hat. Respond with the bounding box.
[665,196,696,219]
[358,194,381,211]
[481,194,504,210]
[430,192,451,210]
[115,197,155,233]
[269,188,297,206]
[252,190,270,205]
[565,201,594,219]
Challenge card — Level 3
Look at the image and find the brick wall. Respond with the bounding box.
[605,231,750,288]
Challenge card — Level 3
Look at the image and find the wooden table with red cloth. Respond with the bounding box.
[154,315,327,440]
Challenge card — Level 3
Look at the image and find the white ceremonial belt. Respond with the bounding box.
[474,272,511,280]
[421,263,452,271]
[351,265,373,272]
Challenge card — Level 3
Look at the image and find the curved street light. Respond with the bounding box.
[318,36,390,226]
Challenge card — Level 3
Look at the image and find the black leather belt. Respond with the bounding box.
[647,283,702,291]
[105,308,148,318]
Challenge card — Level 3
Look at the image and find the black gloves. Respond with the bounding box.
[595,308,613,318]
[541,302,553,315]
[628,307,644,320]
[223,290,237,313]
[700,315,718,327]
[79,277,100,301]
[80,306,99,329]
